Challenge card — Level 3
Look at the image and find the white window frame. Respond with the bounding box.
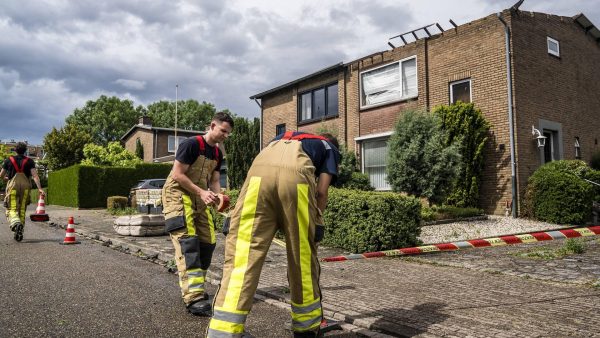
[359,56,418,109]
[449,78,472,104]
[547,36,560,57]
[356,132,393,191]
[168,135,188,153]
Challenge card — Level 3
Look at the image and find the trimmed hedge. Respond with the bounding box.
[107,196,128,209]
[49,163,172,208]
[322,188,421,252]
[523,160,593,224]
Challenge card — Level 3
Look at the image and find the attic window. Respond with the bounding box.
[547,37,560,57]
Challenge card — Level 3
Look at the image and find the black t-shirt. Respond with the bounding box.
[175,136,223,172]
[2,155,36,179]
[272,132,341,182]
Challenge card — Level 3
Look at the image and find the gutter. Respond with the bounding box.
[497,12,518,218]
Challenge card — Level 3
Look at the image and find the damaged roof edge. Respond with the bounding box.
[249,62,344,100]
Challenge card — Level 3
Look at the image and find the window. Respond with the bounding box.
[362,138,391,190]
[298,83,338,123]
[276,123,286,136]
[168,135,187,153]
[450,79,471,103]
[547,37,560,57]
[360,56,417,108]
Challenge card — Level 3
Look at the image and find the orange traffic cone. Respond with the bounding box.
[61,216,80,245]
[30,194,50,222]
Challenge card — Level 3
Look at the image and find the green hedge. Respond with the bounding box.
[322,188,421,252]
[523,160,594,224]
[49,163,172,208]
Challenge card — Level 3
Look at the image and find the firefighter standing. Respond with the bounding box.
[162,112,233,316]
[207,131,341,338]
[1,142,44,242]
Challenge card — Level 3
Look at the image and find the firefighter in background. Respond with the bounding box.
[162,112,233,316]
[1,142,44,242]
[207,131,341,338]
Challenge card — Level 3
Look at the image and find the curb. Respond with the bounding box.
[68,226,396,337]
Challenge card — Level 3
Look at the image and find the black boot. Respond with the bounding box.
[187,294,212,316]
[14,222,23,242]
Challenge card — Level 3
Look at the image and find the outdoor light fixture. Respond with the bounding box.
[532,126,547,148]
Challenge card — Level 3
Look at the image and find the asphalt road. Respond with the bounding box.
[0,220,294,337]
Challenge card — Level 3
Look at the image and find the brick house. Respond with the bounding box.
[250,8,600,215]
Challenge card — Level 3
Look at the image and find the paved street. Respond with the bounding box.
[0,221,299,337]
[4,206,600,337]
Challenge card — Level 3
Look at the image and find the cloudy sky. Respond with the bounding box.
[1,0,598,145]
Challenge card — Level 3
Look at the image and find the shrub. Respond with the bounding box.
[434,102,491,208]
[340,172,374,191]
[591,151,600,170]
[107,196,128,209]
[387,110,461,205]
[322,188,421,252]
[523,160,594,224]
[422,205,484,222]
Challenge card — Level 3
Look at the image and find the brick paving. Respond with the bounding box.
[41,207,600,337]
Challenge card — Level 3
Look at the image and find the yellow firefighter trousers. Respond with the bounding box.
[4,173,31,229]
[208,140,323,337]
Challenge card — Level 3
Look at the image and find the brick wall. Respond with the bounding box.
[511,11,600,209]
[123,129,154,162]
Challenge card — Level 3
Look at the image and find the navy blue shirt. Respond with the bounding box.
[175,136,223,172]
[272,132,341,182]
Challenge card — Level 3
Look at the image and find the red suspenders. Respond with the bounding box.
[8,156,29,173]
[281,131,327,142]
[195,136,219,158]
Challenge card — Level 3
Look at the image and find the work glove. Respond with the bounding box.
[315,224,325,243]
[222,216,231,236]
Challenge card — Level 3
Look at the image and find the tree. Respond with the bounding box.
[65,95,143,145]
[434,102,491,207]
[386,110,461,205]
[135,138,144,160]
[43,124,93,170]
[81,142,143,167]
[224,117,260,189]
[146,100,218,131]
[0,144,12,190]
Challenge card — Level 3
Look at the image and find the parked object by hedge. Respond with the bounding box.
[48,163,172,208]
[523,160,594,224]
[322,188,421,253]
[107,196,128,209]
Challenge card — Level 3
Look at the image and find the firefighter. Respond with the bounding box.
[162,112,233,316]
[1,142,44,242]
[207,131,341,338]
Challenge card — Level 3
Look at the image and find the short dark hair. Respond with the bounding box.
[319,133,339,150]
[15,142,27,155]
[213,111,234,129]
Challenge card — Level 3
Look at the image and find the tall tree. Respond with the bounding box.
[434,102,491,207]
[43,125,93,170]
[135,138,144,160]
[65,95,143,145]
[224,117,260,189]
[146,100,218,131]
[386,110,461,206]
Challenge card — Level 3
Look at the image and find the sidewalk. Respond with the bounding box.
[44,206,600,337]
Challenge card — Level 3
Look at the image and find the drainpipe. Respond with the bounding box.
[497,12,518,218]
[253,98,263,149]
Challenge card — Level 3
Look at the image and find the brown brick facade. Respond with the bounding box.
[256,9,600,215]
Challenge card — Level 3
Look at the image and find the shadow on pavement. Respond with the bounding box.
[348,301,449,337]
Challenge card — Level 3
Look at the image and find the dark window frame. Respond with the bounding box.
[275,123,286,136]
[297,82,339,124]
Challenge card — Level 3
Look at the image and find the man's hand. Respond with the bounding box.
[199,189,218,206]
